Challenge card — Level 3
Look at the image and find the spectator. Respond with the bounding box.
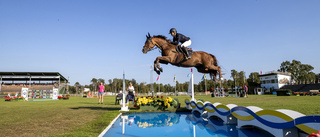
[126,82,135,104]
[98,82,105,104]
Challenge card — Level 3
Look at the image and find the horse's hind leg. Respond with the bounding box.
[209,72,216,82]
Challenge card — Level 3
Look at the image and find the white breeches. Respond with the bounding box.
[181,40,191,47]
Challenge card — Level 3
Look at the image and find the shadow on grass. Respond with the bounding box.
[70,106,140,111]
[70,107,121,111]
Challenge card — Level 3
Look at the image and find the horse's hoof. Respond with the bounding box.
[220,78,224,81]
[159,67,163,72]
[156,71,160,75]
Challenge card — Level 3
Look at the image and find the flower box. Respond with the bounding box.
[135,96,177,111]
[139,105,159,111]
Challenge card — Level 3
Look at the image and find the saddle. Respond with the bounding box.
[174,45,194,65]
[176,45,193,55]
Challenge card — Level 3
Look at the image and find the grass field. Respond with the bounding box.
[1,95,320,136]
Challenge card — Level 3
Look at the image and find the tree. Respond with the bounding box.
[74,82,81,94]
[227,79,234,89]
[247,72,261,94]
[248,72,261,84]
[139,82,149,93]
[90,78,98,92]
[231,69,238,80]
[69,86,76,94]
[231,69,238,87]
[112,78,119,92]
[278,60,315,84]
[108,79,113,91]
[104,84,111,92]
[175,81,182,92]
[238,71,247,86]
[98,78,105,85]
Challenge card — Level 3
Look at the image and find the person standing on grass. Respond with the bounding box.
[98,82,105,104]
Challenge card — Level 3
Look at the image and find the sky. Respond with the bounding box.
[1,0,319,86]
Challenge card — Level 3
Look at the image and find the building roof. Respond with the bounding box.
[0,72,68,82]
[259,71,291,77]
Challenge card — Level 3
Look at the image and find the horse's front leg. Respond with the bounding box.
[154,56,173,74]
[154,60,161,75]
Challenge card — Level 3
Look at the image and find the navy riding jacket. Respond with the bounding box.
[171,33,190,45]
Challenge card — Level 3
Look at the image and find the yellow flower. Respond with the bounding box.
[159,102,161,105]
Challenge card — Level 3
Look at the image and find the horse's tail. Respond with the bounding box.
[210,54,218,67]
[210,54,218,79]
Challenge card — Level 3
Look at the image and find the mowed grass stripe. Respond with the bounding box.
[1,95,320,136]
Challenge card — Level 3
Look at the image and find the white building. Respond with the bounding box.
[260,71,291,90]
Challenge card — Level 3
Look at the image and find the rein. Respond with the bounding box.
[150,38,163,53]
[147,37,176,54]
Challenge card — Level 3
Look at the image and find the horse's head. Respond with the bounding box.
[142,33,155,54]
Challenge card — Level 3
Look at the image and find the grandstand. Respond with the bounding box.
[0,72,68,94]
[280,83,320,92]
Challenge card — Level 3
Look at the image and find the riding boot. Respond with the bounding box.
[182,46,191,60]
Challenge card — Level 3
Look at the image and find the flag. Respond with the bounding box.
[173,75,176,82]
[201,74,206,80]
[260,71,262,75]
[187,68,193,77]
[156,75,160,81]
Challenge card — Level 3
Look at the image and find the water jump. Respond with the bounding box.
[142,32,222,82]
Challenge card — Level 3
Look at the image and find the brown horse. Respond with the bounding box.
[142,33,222,81]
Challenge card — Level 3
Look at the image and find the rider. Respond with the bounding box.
[169,28,191,60]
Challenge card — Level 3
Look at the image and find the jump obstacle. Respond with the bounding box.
[185,99,320,137]
[21,87,59,101]
[183,68,319,136]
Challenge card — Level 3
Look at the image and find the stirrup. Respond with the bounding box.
[183,54,189,60]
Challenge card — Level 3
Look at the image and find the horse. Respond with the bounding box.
[142,33,222,81]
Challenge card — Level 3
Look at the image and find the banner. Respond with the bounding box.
[188,76,192,96]
[21,88,28,101]
[52,88,58,99]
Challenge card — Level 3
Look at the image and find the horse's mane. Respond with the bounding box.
[153,35,172,43]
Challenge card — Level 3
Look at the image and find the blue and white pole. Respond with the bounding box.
[120,69,129,111]
[191,68,194,101]
[188,68,195,102]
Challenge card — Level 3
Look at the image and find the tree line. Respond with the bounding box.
[68,60,319,94]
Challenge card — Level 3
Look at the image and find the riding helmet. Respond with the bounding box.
[169,28,177,34]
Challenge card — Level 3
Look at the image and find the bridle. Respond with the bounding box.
[145,37,162,53]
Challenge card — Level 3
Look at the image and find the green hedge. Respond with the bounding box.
[276,89,292,96]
